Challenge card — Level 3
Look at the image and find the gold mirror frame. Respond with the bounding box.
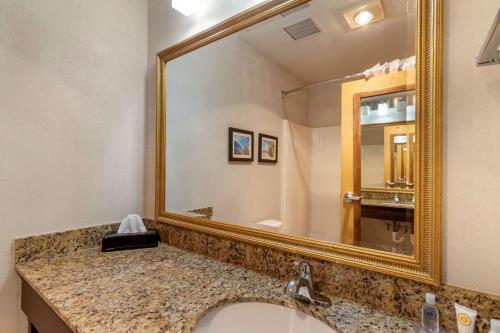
[156,0,442,285]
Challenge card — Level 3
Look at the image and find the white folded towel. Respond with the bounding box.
[117,214,147,234]
[363,56,416,79]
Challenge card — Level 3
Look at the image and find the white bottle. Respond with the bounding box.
[490,319,500,333]
[422,293,440,332]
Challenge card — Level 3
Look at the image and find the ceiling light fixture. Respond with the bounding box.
[354,10,374,26]
[343,0,385,30]
[172,0,200,16]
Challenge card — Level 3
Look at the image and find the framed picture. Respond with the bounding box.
[228,127,254,162]
[258,133,278,163]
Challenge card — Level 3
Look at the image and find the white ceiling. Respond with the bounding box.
[237,0,416,84]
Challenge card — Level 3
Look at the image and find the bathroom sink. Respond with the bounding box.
[194,302,338,333]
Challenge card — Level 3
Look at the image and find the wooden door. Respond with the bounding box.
[340,70,415,245]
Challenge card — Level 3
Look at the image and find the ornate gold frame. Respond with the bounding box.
[156,0,442,285]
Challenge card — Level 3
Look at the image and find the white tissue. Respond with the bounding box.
[117,214,147,234]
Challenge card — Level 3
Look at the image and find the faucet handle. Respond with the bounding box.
[293,260,313,286]
[293,259,308,266]
[286,260,331,308]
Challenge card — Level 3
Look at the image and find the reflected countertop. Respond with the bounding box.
[362,198,415,210]
[16,243,415,333]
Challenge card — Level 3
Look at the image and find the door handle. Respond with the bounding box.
[343,192,364,203]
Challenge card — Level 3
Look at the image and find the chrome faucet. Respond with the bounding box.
[284,260,332,307]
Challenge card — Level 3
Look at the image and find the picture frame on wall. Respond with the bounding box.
[228,127,254,162]
[258,133,278,163]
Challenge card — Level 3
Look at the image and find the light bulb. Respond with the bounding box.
[377,103,388,116]
[354,10,374,26]
[172,0,201,16]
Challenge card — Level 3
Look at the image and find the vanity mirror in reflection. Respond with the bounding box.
[358,89,416,255]
[339,71,415,254]
[156,0,442,284]
[360,90,416,190]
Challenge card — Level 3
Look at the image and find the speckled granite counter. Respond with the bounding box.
[362,199,414,210]
[16,243,415,333]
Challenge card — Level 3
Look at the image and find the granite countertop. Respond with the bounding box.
[15,243,415,333]
[362,198,415,210]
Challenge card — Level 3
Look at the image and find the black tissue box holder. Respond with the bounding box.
[101,229,159,252]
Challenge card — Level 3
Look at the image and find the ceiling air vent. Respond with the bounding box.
[283,18,321,40]
[280,3,310,17]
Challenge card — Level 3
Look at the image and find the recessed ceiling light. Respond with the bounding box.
[172,0,200,16]
[343,0,385,30]
[354,10,374,26]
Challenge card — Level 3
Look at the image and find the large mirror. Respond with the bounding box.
[156,0,442,284]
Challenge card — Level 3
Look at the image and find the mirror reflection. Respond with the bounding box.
[165,0,416,255]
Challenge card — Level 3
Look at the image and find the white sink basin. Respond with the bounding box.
[194,302,338,333]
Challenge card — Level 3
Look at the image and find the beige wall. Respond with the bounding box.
[361,126,386,188]
[443,0,500,294]
[307,83,342,128]
[306,86,342,242]
[146,0,269,218]
[281,121,311,236]
[361,145,385,188]
[308,126,341,242]
[0,0,148,332]
[147,0,500,295]
[165,35,307,226]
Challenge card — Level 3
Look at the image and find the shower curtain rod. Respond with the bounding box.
[281,72,365,98]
